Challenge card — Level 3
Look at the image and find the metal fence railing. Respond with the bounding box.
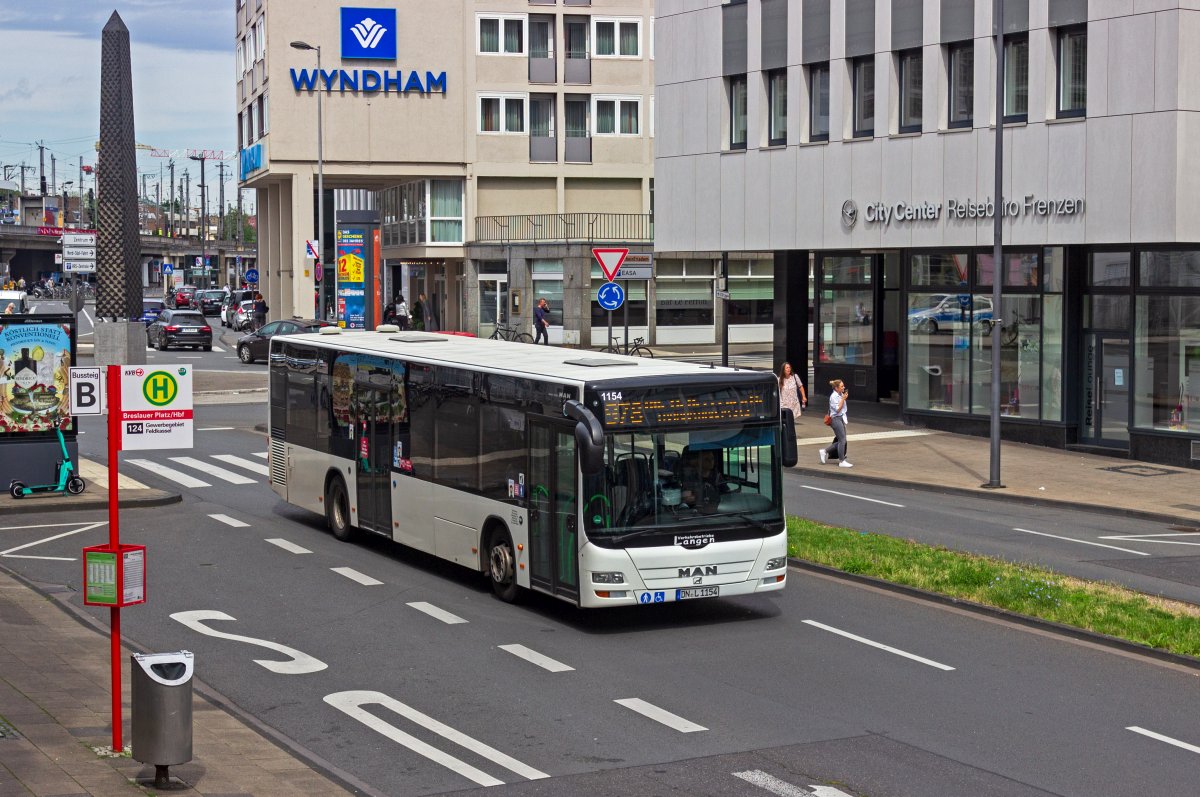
[474,213,653,244]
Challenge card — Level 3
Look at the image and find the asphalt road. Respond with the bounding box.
[2,406,1200,796]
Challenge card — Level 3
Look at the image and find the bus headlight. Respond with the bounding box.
[591,571,625,584]
[766,557,787,571]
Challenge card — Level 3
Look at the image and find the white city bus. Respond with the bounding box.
[267,328,797,608]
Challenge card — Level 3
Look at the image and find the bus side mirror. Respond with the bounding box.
[780,408,798,467]
[564,399,605,474]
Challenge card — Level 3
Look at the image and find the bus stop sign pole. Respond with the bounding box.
[106,364,123,752]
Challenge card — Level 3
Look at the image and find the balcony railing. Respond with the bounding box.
[474,213,653,244]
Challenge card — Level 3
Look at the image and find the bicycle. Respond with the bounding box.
[488,322,534,344]
[601,336,654,358]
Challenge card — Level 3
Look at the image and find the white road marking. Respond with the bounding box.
[126,459,212,488]
[1099,532,1200,548]
[732,770,812,796]
[1127,726,1200,755]
[82,307,94,327]
[209,513,249,528]
[212,453,270,475]
[1013,527,1150,556]
[212,345,226,352]
[3,554,76,561]
[169,610,327,674]
[797,429,934,446]
[198,426,236,431]
[498,644,574,673]
[0,522,107,557]
[168,456,256,485]
[252,451,268,459]
[179,355,202,359]
[801,485,905,507]
[332,566,383,586]
[614,698,707,733]
[802,620,955,671]
[408,601,468,624]
[0,521,101,531]
[324,690,549,786]
[265,538,312,555]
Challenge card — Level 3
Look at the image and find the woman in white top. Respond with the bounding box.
[777,362,807,419]
[820,378,852,468]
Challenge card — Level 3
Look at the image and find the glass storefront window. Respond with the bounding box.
[1085,295,1130,330]
[1042,295,1064,421]
[977,252,1039,289]
[729,259,773,325]
[910,253,968,288]
[1090,251,1131,287]
[1043,247,1065,292]
[1139,250,1200,288]
[906,291,970,412]
[1134,296,1200,432]
[819,289,873,364]
[654,280,711,326]
[972,295,1041,418]
[822,256,871,284]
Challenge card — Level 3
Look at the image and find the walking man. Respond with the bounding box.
[533,297,550,345]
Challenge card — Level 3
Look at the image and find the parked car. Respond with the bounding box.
[0,290,27,314]
[195,289,225,316]
[147,309,212,351]
[140,298,165,326]
[908,294,993,334]
[220,289,256,327]
[231,300,255,330]
[167,286,197,309]
[236,318,331,363]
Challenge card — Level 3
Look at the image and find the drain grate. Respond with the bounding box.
[1100,464,1185,477]
[0,717,22,740]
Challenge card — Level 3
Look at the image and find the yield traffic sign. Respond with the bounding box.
[592,248,628,282]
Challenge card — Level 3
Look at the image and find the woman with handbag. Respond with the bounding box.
[778,362,807,419]
[820,379,853,468]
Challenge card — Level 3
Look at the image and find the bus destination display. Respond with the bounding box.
[596,386,775,429]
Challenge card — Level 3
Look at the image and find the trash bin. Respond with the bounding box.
[130,651,194,777]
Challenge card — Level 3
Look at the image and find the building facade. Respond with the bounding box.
[655,0,1200,467]
[236,0,660,341]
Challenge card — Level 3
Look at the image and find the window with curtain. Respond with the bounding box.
[729,75,747,149]
[566,98,588,137]
[478,18,499,53]
[1058,27,1086,117]
[255,17,265,60]
[619,100,639,135]
[768,69,786,146]
[479,95,526,133]
[530,18,552,59]
[257,94,266,138]
[809,63,829,142]
[619,21,639,56]
[898,49,922,133]
[530,97,554,137]
[852,57,874,138]
[505,97,525,133]
[480,97,500,132]
[429,180,463,244]
[595,99,615,134]
[948,42,973,128]
[1004,35,1029,121]
[565,19,588,59]
[504,19,524,54]
[594,18,639,57]
[479,15,525,54]
[595,20,615,56]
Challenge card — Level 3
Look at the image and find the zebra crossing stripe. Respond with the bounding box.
[212,454,270,476]
[209,514,249,528]
[126,459,212,488]
[169,457,256,485]
[252,452,268,459]
[212,345,226,352]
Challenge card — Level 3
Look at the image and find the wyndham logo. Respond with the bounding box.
[340,7,396,60]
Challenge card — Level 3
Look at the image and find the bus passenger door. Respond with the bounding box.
[528,419,580,601]
[356,388,393,536]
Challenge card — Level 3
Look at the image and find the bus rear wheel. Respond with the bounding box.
[487,528,519,602]
[325,477,355,542]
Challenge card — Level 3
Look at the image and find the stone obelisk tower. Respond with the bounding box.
[94,11,146,367]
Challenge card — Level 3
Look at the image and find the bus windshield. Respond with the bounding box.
[582,423,783,541]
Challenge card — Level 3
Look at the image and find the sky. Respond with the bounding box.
[0,1,242,208]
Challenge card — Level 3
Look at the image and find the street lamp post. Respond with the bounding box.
[189,153,207,289]
[985,0,1006,489]
[290,40,324,320]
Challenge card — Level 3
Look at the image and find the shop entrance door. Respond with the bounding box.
[478,276,507,338]
[355,387,394,536]
[1081,332,1130,447]
[527,419,580,601]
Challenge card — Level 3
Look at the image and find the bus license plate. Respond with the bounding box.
[676,586,719,600]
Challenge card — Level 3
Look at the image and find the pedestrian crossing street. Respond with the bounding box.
[125,452,268,489]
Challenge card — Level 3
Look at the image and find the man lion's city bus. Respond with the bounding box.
[267,328,797,608]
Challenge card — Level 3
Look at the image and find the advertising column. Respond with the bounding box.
[335,210,381,329]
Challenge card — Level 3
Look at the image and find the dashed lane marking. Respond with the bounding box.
[614,698,707,733]
[802,620,955,671]
[209,514,249,528]
[498,644,574,673]
[332,566,383,586]
[1127,726,1200,755]
[266,538,312,555]
[801,485,904,508]
[408,601,468,624]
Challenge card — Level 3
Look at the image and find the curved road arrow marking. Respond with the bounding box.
[324,690,549,787]
[169,610,327,674]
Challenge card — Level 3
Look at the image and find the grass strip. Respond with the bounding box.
[787,516,1200,659]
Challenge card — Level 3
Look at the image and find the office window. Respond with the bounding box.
[237,111,244,150]
[478,14,526,55]
[852,57,874,138]
[593,96,640,135]
[1058,27,1086,118]
[236,41,245,77]
[594,18,640,58]
[767,69,786,146]
[257,94,266,138]
[728,75,747,149]
[1004,35,1029,122]
[809,62,830,142]
[479,94,527,133]
[255,16,265,61]
[246,27,256,70]
[948,41,973,128]
[249,102,258,145]
[898,49,922,133]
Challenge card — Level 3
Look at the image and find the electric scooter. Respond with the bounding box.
[9,423,86,498]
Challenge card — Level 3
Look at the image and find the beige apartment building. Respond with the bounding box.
[236,0,654,340]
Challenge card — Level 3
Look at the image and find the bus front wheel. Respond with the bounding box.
[326,477,355,542]
[487,528,519,602]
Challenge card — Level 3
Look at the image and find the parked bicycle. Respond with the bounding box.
[601,336,654,358]
[488,322,534,344]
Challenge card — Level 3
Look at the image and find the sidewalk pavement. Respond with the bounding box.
[0,461,178,517]
[0,568,352,796]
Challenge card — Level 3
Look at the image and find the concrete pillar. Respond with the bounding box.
[277,179,295,319]
[266,182,284,321]
[290,170,315,319]
[256,186,271,299]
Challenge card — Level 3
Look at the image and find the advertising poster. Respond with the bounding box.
[0,321,73,433]
[336,227,366,329]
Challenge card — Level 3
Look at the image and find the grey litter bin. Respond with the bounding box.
[131,651,194,785]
